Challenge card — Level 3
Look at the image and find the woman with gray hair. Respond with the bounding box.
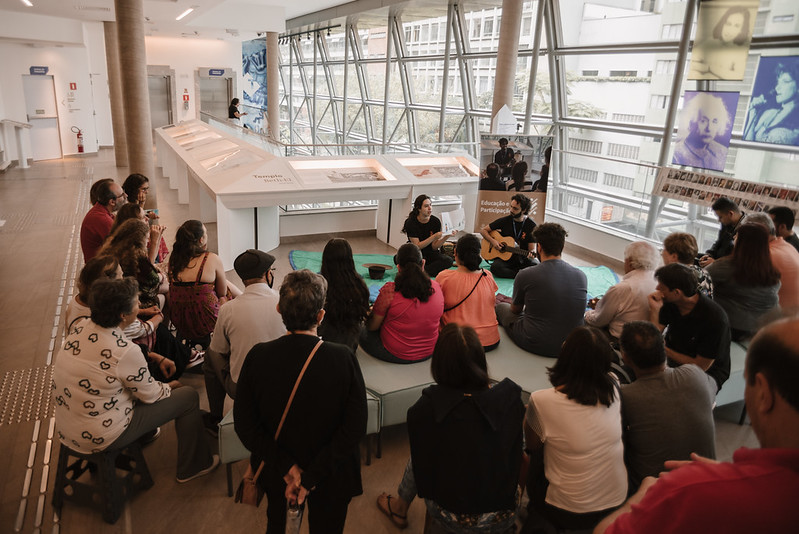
[234,269,367,534]
[584,241,660,340]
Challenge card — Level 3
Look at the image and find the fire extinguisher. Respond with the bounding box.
[71,126,84,153]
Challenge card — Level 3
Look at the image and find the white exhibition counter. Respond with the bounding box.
[155,120,480,269]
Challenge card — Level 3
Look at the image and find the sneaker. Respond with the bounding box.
[202,412,221,438]
[186,349,205,369]
[140,426,161,445]
[176,455,220,483]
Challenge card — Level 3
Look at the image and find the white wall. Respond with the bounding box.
[145,36,240,123]
[0,12,110,158]
[84,22,114,147]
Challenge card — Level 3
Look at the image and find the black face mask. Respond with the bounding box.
[266,271,274,288]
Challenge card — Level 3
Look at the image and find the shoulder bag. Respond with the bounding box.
[234,338,324,507]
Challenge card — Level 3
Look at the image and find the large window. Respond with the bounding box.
[279,0,799,249]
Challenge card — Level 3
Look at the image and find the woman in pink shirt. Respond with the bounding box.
[360,243,444,363]
[437,234,500,351]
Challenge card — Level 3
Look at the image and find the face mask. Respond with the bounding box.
[266,271,274,288]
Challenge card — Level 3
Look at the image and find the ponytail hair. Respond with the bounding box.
[394,243,433,302]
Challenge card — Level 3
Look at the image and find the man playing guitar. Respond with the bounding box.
[480,193,538,279]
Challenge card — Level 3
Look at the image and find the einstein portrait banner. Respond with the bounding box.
[672,90,739,172]
[653,166,799,214]
[743,55,799,147]
[689,0,758,81]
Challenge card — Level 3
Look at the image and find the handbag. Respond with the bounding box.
[234,338,325,507]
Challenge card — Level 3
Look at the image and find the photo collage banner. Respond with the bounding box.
[654,166,799,215]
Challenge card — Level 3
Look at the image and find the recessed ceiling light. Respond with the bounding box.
[176,8,194,21]
[21,0,34,7]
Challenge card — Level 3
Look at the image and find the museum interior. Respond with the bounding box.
[0,0,796,532]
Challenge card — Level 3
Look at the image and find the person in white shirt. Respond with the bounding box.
[53,277,218,483]
[203,249,286,432]
[584,241,660,340]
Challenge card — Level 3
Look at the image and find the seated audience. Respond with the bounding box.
[660,232,713,297]
[168,219,240,343]
[585,242,659,340]
[507,160,531,192]
[437,234,500,351]
[524,326,627,532]
[746,212,799,312]
[318,238,370,351]
[401,194,455,277]
[480,193,538,279]
[495,223,587,357]
[203,249,285,432]
[122,173,169,262]
[707,223,781,341]
[109,203,165,264]
[768,206,799,253]
[80,178,126,261]
[595,316,799,534]
[479,162,505,191]
[98,219,167,310]
[234,270,367,534]
[618,321,716,492]
[376,324,523,532]
[648,263,731,393]
[53,277,218,482]
[360,243,444,363]
[494,137,514,177]
[699,197,745,267]
[64,255,186,382]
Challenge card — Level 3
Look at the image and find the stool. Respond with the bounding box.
[52,441,154,524]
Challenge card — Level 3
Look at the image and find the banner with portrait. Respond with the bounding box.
[241,38,267,133]
[672,90,739,172]
[742,55,799,147]
[653,166,799,214]
[479,134,553,189]
[688,0,759,81]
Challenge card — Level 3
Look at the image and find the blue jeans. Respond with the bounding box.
[397,459,517,534]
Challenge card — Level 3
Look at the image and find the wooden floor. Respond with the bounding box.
[0,148,758,533]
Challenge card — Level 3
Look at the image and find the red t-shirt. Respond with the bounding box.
[80,203,114,261]
[606,447,799,534]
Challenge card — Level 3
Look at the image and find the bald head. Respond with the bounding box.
[745,316,799,448]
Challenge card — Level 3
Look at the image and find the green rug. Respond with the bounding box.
[289,250,619,302]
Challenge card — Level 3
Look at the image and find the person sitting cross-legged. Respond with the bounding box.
[648,263,731,393]
[495,223,587,357]
[618,321,716,493]
[584,241,659,341]
[53,277,218,483]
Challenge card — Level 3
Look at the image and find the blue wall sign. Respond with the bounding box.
[29,66,49,75]
[208,69,224,76]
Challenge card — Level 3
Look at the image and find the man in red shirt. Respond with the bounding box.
[594,316,799,534]
[80,179,126,261]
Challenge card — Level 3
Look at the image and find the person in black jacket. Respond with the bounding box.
[699,197,745,267]
[234,269,367,534]
[376,323,524,532]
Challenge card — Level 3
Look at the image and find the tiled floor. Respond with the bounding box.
[0,149,758,533]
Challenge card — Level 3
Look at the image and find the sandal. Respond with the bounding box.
[376,492,408,529]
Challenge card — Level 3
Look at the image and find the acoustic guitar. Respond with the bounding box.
[481,230,532,261]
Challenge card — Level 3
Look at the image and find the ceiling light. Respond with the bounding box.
[21,0,33,7]
[176,8,194,21]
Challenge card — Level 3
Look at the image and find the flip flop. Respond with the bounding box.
[376,492,408,529]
